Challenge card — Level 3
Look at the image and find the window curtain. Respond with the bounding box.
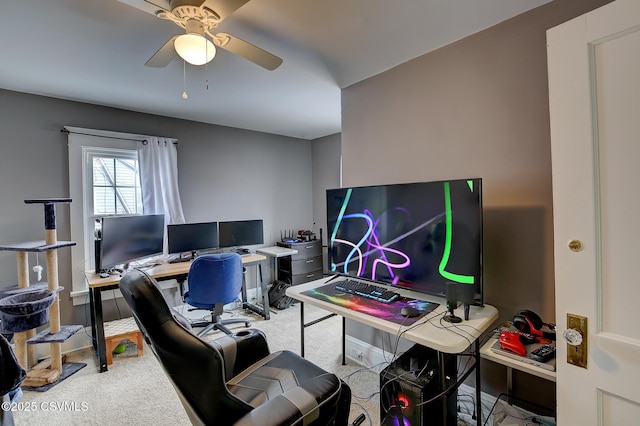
[137,137,186,225]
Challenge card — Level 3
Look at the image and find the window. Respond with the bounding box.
[67,128,147,302]
[86,149,143,273]
[76,147,142,295]
[92,155,142,216]
[67,127,181,303]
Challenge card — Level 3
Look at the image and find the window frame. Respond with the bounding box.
[68,127,179,304]
[67,129,160,304]
[84,148,143,283]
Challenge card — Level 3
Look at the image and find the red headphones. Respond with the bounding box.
[513,310,556,341]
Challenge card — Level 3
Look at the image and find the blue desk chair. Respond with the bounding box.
[184,253,251,336]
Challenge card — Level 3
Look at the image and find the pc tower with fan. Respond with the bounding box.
[380,344,458,425]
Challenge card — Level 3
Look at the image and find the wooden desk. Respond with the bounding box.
[85,253,266,372]
[287,276,498,426]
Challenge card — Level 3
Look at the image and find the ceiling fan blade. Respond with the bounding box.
[117,0,170,16]
[145,35,179,67]
[214,33,282,70]
[201,0,250,22]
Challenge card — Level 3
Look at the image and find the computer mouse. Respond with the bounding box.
[400,306,420,318]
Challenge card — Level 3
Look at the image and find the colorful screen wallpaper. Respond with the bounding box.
[326,178,483,304]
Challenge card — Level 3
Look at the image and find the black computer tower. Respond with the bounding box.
[380,344,458,426]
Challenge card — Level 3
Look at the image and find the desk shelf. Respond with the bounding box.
[480,337,556,382]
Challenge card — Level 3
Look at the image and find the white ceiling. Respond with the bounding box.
[0,0,551,140]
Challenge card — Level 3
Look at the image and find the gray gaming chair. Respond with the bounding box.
[119,268,351,425]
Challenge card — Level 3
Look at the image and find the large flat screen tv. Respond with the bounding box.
[326,178,483,305]
[167,222,219,255]
[219,219,264,248]
[100,214,165,270]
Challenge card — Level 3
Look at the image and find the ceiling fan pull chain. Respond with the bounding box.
[182,60,188,100]
[205,38,209,90]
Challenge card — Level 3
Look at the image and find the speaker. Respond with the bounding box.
[380,345,458,425]
[94,239,102,274]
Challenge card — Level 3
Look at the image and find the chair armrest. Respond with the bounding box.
[209,329,270,378]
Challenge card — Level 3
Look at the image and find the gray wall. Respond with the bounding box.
[340,0,613,408]
[311,133,341,270]
[0,89,313,328]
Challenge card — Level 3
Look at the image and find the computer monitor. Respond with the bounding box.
[218,220,264,248]
[326,178,483,305]
[167,222,218,258]
[100,214,165,271]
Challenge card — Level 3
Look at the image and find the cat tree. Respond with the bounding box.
[0,199,82,387]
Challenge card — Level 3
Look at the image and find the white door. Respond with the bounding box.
[547,0,640,424]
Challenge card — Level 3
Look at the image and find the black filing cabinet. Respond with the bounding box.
[276,240,323,285]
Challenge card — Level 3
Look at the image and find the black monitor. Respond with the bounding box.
[100,214,165,270]
[167,222,218,257]
[326,178,483,305]
[218,220,264,248]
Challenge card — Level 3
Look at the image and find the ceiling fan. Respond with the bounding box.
[118,0,283,70]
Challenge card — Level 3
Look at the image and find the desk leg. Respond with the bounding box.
[92,288,108,373]
[241,267,248,305]
[259,264,269,320]
[300,302,305,358]
[475,339,482,426]
[241,264,270,320]
[439,351,447,426]
[272,257,278,282]
[89,287,97,351]
[342,316,346,365]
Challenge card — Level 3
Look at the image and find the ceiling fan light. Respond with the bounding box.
[174,33,216,66]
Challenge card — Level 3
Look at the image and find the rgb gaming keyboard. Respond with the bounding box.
[334,279,400,303]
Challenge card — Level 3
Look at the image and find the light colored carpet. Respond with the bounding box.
[13,303,381,426]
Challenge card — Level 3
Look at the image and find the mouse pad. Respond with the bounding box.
[301,283,439,325]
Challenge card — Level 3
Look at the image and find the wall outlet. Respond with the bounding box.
[350,348,364,360]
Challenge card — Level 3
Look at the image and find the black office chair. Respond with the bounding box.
[119,269,351,426]
[184,253,251,336]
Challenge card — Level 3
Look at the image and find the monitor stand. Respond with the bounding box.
[443,310,462,323]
